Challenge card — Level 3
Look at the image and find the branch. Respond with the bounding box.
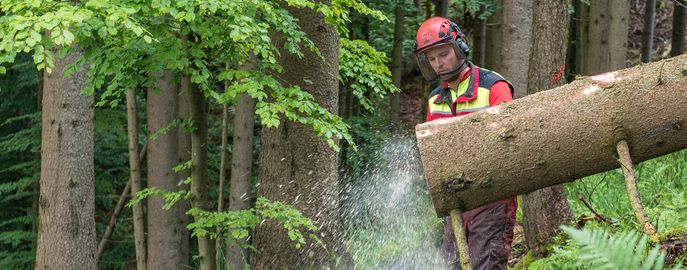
[449,209,472,270]
[577,192,613,225]
[616,140,659,242]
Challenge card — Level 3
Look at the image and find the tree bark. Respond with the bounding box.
[584,0,629,75]
[189,82,216,270]
[522,0,574,257]
[216,70,230,261]
[415,54,687,216]
[126,88,147,270]
[35,46,96,270]
[484,0,503,71]
[435,0,449,18]
[642,0,656,63]
[390,6,404,123]
[251,1,348,269]
[225,92,256,270]
[177,55,192,269]
[146,71,182,269]
[500,0,533,98]
[671,0,687,56]
[472,9,488,67]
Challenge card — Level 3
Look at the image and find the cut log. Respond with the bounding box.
[416,55,687,217]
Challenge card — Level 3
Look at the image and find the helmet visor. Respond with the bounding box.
[415,41,466,81]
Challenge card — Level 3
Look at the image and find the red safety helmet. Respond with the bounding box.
[414,17,470,81]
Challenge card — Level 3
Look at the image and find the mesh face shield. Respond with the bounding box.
[415,40,466,81]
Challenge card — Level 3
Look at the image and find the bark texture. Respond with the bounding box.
[35,46,96,270]
[251,1,347,269]
[435,0,449,18]
[126,88,147,270]
[523,0,573,256]
[584,0,629,75]
[415,54,687,216]
[500,0,532,98]
[484,0,502,71]
[189,82,216,270]
[226,92,256,270]
[671,0,687,56]
[642,0,656,63]
[146,71,182,269]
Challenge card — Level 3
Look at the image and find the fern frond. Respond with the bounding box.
[561,226,666,270]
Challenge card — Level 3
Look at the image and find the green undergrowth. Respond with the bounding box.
[513,148,687,269]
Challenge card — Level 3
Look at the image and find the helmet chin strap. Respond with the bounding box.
[438,60,468,82]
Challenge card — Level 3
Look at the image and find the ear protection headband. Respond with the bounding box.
[448,21,470,57]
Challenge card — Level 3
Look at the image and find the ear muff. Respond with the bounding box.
[449,22,470,57]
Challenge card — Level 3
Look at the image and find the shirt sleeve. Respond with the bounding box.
[489,81,513,106]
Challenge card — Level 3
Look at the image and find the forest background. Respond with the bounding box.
[0,0,686,269]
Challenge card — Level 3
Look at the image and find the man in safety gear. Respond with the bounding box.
[414,16,517,270]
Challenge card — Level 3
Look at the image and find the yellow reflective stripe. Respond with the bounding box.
[455,86,490,112]
[428,101,452,114]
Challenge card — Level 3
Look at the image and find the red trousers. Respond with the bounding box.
[442,198,517,270]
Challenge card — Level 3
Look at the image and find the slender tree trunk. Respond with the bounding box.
[485,0,502,71]
[671,0,687,56]
[435,0,449,17]
[390,6,404,123]
[523,0,573,257]
[500,0,533,98]
[31,69,43,253]
[177,74,192,268]
[189,82,216,270]
[146,71,182,269]
[216,65,230,261]
[574,0,590,76]
[584,0,629,75]
[35,46,95,269]
[642,0,656,63]
[127,88,147,270]
[225,92,256,270]
[252,1,348,268]
[472,8,488,67]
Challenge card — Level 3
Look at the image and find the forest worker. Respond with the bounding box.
[414,16,517,270]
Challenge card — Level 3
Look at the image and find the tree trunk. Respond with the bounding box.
[524,0,573,257]
[126,88,147,270]
[216,74,230,261]
[225,92,256,270]
[415,53,687,216]
[472,8,488,67]
[671,0,687,56]
[500,0,533,98]
[574,0,590,77]
[390,6,404,123]
[177,54,192,270]
[35,46,95,270]
[642,0,656,63]
[189,82,216,270]
[584,0,629,75]
[484,0,502,71]
[251,1,347,269]
[435,0,449,17]
[146,71,182,269]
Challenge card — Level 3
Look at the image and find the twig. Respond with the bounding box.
[616,140,659,243]
[577,192,612,224]
[449,209,472,270]
[96,143,147,261]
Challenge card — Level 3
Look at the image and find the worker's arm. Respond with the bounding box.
[489,81,513,106]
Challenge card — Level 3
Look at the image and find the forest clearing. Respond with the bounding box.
[0,0,686,269]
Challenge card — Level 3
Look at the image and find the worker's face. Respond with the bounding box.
[423,43,463,75]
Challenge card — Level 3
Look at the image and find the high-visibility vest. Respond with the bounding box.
[427,64,513,118]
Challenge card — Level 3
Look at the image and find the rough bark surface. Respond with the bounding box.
[472,10,488,67]
[500,0,532,98]
[484,0,502,71]
[642,0,656,63]
[226,93,256,270]
[251,1,347,269]
[523,0,574,257]
[415,54,687,216]
[585,0,629,75]
[146,71,182,269]
[189,83,216,270]
[35,46,96,270]
[126,88,147,270]
[671,0,687,56]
